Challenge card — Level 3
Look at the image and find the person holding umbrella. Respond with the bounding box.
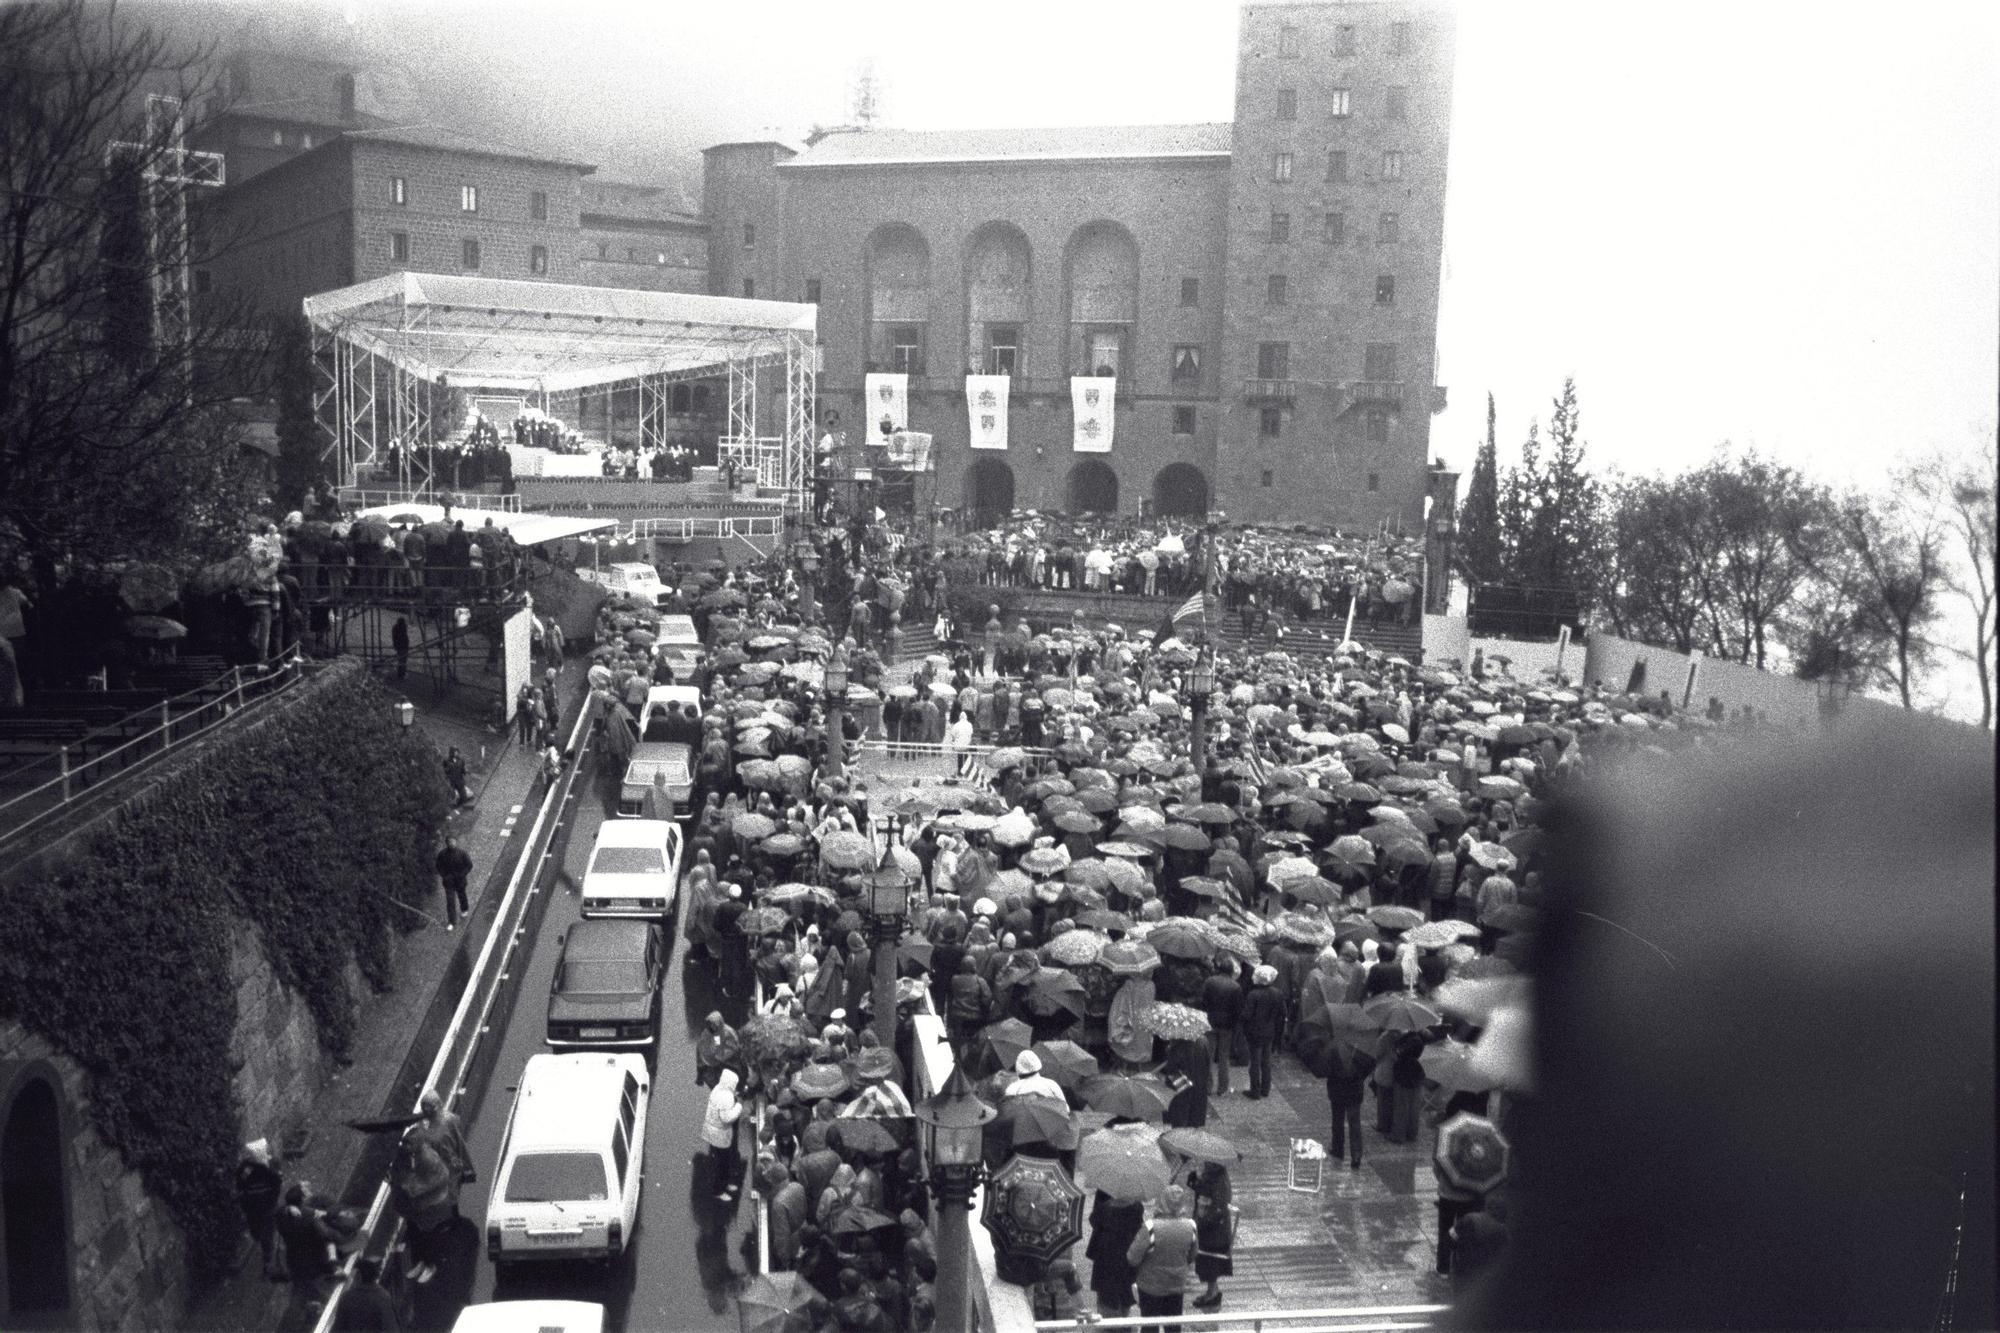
[1126,1184,1198,1333]
[1190,1160,1236,1310]
[1239,964,1289,1100]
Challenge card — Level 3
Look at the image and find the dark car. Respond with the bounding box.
[546,919,664,1058]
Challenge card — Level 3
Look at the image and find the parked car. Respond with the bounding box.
[579,818,681,919]
[486,1053,648,1267]
[581,561,670,608]
[452,1302,604,1333]
[546,919,664,1057]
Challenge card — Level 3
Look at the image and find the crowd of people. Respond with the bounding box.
[553,503,1769,1330]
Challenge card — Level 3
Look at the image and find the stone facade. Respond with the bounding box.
[0,918,336,1330]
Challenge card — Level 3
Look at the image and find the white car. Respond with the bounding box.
[579,818,681,919]
[486,1053,647,1267]
[595,561,671,608]
[451,1302,605,1333]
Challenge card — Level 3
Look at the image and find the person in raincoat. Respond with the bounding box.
[702,1069,746,1202]
[1107,973,1157,1067]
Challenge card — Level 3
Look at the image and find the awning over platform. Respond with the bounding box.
[354,503,617,546]
[304,272,816,393]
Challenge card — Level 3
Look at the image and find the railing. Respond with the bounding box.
[1033,1305,1448,1332]
[622,513,787,542]
[0,654,311,849]
[336,487,522,513]
[310,693,596,1333]
[1243,378,1298,404]
[1342,380,1405,408]
[851,740,1053,791]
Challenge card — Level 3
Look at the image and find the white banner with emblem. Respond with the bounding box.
[965,374,1010,450]
[863,373,909,441]
[1070,376,1115,453]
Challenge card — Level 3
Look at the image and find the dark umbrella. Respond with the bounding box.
[983,1153,1086,1269]
[1079,1073,1174,1122]
[829,1205,900,1237]
[1368,905,1426,932]
[1435,1112,1511,1193]
[994,1093,1083,1151]
[1024,969,1089,1019]
[1028,1040,1100,1090]
[831,1119,900,1157]
[1363,993,1442,1033]
[1285,876,1346,908]
[738,1273,818,1333]
[977,1018,1035,1071]
[1159,1127,1241,1166]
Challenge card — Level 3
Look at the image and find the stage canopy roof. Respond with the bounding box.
[353,502,616,546]
[304,272,816,394]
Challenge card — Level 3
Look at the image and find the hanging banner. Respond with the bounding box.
[1071,376,1115,453]
[965,374,1011,450]
[884,431,933,471]
[864,373,909,443]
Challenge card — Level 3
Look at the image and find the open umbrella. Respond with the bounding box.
[829,1205,900,1237]
[1285,876,1346,908]
[1043,929,1108,967]
[820,831,874,871]
[1295,1002,1382,1076]
[791,1062,851,1101]
[976,1018,1035,1071]
[1136,1000,1210,1040]
[1160,823,1210,852]
[1029,1040,1100,1090]
[1159,1127,1241,1166]
[1420,1039,1501,1098]
[1096,840,1154,860]
[740,1013,813,1067]
[1405,920,1480,950]
[983,1152,1086,1270]
[1272,912,1335,947]
[740,905,788,935]
[1142,922,1214,962]
[1182,802,1235,826]
[1077,1122,1172,1201]
[1363,993,1442,1033]
[738,1272,819,1333]
[765,882,838,908]
[830,1119,901,1157]
[732,812,778,841]
[994,1093,1083,1151]
[1469,842,1518,872]
[1096,938,1161,976]
[1054,810,1102,835]
[1024,968,1089,1019]
[1077,908,1135,934]
[1326,835,1376,871]
[1020,847,1070,877]
[1080,1074,1174,1123]
[1434,1112,1511,1194]
[1368,905,1426,932]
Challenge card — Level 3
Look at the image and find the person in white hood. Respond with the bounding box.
[702,1068,745,1201]
[1006,1049,1067,1102]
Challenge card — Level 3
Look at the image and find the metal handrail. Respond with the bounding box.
[1035,1305,1448,1332]
[336,487,522,513]
[0,654,310,847]
[624,514,786,542]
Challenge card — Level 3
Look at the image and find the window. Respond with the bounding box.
[1376,274,1396,305]
[611,1123,629,1185]
[1180,277,1199,306]
[626,247,638,261]
[1270,210,1291,242]
[1367,411,1391,443]
[1260,407,1283,438]
[1260,469,1274,488]
[743,277,755,298]
[987,326,1020,375]
[1367,470,1382,490]
[1392,20,1411,54]
[1171,344,1201,384]
[889,325,921,374]
[391,176,407,205]
[460,184,478,212]
[597,242,608,259]
[1379,212,1400,243]
[1256,341,1290,379]
[1172,405,1197,435]
[1278,23,1301,57]
[1276,88,1297,120]
[531,190,548,220]
[193,268,212,294]
[1387,87,1409,121]
[1330,88,1351,118]
[1270,152,1293,183]
[530,244,548,274]
[1364,342,1399,380]
[390,231,409,262]
[1335,23,1357,55]
[1267,274,1288,305]
[743,222,756,248]
[805,278,822,304]
[1326,150,1349,183]
[461,238,480,269]
[1382,151,1404,180]
[1325,211,1347,244]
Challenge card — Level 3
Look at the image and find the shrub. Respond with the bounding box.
[0,658,448,1277]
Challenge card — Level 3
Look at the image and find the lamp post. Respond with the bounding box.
[1188,652,1216,780]
[867,844,910,1054]
[822,642,850,784]
[794,538,820,626]
[915,1064,997,1333]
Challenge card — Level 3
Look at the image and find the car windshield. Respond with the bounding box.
[561,960,649,994]
[591,846,664,875]
[504,1152,609,1203]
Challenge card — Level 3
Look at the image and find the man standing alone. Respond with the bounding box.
[435,835,473,932]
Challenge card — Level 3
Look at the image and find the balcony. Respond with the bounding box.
[1242,378,1297,405]
[1339,380,1404,412]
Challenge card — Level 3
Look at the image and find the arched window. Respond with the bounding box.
[1065,223,1139,378]
[864,225,931,375]
[3,1075,71,1319]
[964,224,1032,376]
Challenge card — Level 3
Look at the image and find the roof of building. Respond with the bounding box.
[341,124,596,173]
[779,123,1233,169]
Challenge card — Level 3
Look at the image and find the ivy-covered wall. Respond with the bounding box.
[0,658,449,1281]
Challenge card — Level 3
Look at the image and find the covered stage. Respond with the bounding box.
[303,272,818,509]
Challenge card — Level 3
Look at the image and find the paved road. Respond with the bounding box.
[425,758,758,1333]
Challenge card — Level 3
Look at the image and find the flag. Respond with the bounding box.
[956,752,995,790]
[1241,744,1272,789]
[966,375,1010,450]
[1070,376,1115,453]
[1152,591,1209,646]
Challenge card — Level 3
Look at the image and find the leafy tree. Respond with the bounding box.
[1497,419,1542,585]
[1534,378,1610,603]
[1604,472,1715,653]
[1791,488,1949,708]
[1456,393,1504,585]
[1699,452,1831,669]
[0,0,268,581]
[1906,441,1997,727]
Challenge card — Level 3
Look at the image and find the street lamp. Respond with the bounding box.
[822,643,850,784]
[867,848,911,1055]
[1188,652,1215,779]
[915,1063,997,1333]
[793,538,820,626]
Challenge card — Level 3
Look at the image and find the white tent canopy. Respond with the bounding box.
[353,502,616,547]
[304,271,816,393]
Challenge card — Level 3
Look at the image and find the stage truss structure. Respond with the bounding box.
[306,272,817,512]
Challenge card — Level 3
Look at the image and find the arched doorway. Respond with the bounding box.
[964,458,1016,526]
[1152,463,1209,517]
[1067,460,1119,514]
[3,1078,70,1320]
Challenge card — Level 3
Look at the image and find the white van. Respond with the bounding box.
[655,613,700,649]
[451,1302,605,1333]
[579,818,681,918]
[486,1053,648,1266]
[586,562,670,608]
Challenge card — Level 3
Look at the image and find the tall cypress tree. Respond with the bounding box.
[1457,392,1504,585]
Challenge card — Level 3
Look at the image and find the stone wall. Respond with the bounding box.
[230,922,340,1156]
